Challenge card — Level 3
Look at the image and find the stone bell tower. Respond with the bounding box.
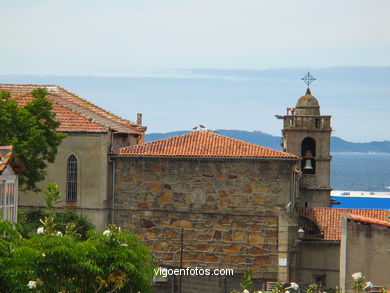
[281,73,332,207]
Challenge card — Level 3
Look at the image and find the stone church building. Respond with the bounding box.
[111,130,299,284]
[109,87,337,290]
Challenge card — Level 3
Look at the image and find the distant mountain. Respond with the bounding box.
[330,137,390,153]
[145,130,390,153]
[2,67,390,142]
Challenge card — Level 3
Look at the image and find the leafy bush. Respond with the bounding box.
[17,209,95,240]
[0,221,156,292]
[0,184,156,292]
[17,184,95,239]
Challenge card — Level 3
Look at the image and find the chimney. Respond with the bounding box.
[137,113,142,125]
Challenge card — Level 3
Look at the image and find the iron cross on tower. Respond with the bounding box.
[301,72,316,89]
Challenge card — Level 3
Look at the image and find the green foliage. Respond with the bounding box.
[17,184,94,239]
[353,274,366,293]
[240,269,253,290]
[271,282,299,293]
[0,88,66,191]
[17,209,46,239]
[3,184,155,291]
[43,183,62,213]
[272,283,288,293]
[18,209,95,240]
[0,221,156,292]
[306,283,320,293]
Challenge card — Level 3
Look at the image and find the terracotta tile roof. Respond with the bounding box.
[112,130,298,159]
[0,146,13,174]
[298,207,389,241]
[347,214,390,228]
[0,84,145,133]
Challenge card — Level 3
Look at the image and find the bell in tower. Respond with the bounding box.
[279,73,332,207]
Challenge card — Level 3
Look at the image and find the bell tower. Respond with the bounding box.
[281,73,332,207]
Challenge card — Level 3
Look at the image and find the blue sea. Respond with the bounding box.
[331,153,390,208]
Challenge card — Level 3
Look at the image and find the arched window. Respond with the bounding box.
[301,137,316,174]
[66,155,77,202]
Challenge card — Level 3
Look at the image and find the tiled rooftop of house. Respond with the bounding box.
[0,146,13,174]
[112,130,298,159]
[347,214,390,228]
[298,207,389,241]
[0,84,145,133]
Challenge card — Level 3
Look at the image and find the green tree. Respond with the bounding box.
[0,88,66,191]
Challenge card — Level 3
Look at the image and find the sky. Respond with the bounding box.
[1,0,389,142]
[1,0,389,75]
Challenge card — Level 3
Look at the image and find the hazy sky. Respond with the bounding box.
[1,0,390,75]
[1,1,389,142]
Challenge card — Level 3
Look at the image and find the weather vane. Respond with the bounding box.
[301,72,316,88]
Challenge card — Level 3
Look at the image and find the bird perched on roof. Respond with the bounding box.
[192,124,207,131]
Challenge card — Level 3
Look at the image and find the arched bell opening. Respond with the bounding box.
[301,137,316,174]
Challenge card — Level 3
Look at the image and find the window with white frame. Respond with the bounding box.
[0,178,18,222]
[66,155,78,202]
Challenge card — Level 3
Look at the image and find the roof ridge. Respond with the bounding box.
[347,214,390,227]
[0,83,58,87]
[119,130,297,157]
[305,207,390,211]
[1,84,108,132]
[49,94,109,131]
[206,130,297,157]
[49,91,137,133]
[113,130,298,158]
[10,89,108,131]
[55,85,144,129]
[1,83,144,133]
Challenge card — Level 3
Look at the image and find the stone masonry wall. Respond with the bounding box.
[113,157,294,279]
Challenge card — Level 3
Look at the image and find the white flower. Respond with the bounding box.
[254,291,263,293]
[42,253,46,257]
[56,231,63,237]
[103,230,111,236]
[243,290,250,293]
[120,243,128,247]
[27,280,37,289]
[352,272,363,280]
[290,282,299,290]
[285,290,290,293]
[363,282,373,290]
[37,227,44,235]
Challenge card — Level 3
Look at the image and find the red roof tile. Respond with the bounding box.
[112,130,298,159]
[298,207,389,241]
[0,146,13,174]
[0,84,145,133]
[347,214,390,228]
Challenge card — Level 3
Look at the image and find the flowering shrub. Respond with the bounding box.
[0,184,156,292]
[352,272,374,293]
[0,221,156,292]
